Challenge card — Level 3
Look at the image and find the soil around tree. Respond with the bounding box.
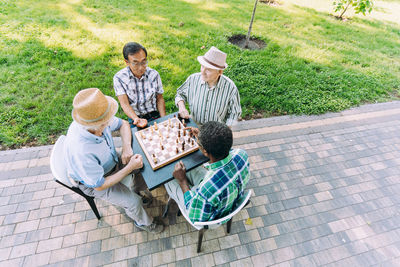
[228,34,266,50]
[260,0,282,6]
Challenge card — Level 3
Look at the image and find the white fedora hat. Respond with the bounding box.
[72,88,118,126]
[197,46,228,70]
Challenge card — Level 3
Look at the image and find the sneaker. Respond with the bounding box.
[134,221,164,234]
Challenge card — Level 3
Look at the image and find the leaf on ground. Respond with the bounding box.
[245,218,253,225]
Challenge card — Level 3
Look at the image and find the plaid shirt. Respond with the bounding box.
[113,67,164,116]
[183,149,250,223]
[175,73,242,126]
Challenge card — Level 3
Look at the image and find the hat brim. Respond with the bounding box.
[72,96,118,126]
[197,56,227,70]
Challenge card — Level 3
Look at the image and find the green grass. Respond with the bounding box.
[0,0,399,149]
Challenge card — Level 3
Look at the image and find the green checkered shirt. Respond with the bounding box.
[175,73,242,126]
[183,149,250,223]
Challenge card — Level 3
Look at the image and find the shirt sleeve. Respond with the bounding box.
[183,191,214,223]
[155,72,164,95]
[225,86,242,126]
[175,75,190,107]
[109,116,122,132]
[70,153,106,188]
[113,74,128,97]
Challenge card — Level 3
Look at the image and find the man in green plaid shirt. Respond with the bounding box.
[164,121,250,223]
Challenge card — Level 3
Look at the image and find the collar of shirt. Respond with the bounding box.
[200,75,222,90]
[77,125,105,144]
[127,66,149,81]
[203,149,234,171]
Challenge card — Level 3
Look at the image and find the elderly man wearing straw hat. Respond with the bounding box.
[175,46,242,127]
[64,88,164,233]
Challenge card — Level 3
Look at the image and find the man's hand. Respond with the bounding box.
[126,154,143,171]
[178,108,190,119]
[136,118,147,128]
[121,146,133,164]
[173,161,187,184]
[133,118,147,128]
[185,126,199,138]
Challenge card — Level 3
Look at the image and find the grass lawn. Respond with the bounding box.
[0,0,399,149]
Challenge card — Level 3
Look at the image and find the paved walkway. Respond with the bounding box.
[1,101,400,266]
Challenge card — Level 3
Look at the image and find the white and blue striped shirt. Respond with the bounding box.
[175,73,241,126]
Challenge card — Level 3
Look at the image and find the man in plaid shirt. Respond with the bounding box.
[164,121,250,223]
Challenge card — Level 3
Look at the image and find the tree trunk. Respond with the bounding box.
[245,0,258,49]
[339,2,351,19]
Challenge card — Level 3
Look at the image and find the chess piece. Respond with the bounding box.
[152,154,158,164]
[178,122,181,130]
[160,142,164,150]
[140,132,145,139]
[176,147,179,154]
[150,126,154,134]
[154,122,158,130]
[178,130,181,138]
[183,129,186,136]
[191,139,194,146]
[158,130,162,138]
[182,141,185,151]
[168,118,171,127]
[181,119,186,127]
[176,138,179,144]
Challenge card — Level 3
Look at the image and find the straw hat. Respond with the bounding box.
[72,88,118,126]
[197,46,228,70]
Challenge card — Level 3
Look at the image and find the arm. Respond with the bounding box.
[175,77,190,119]
[95,154,143,191]
[117,95,147,127]
[156,94,166,117]
[118,94,139,121]
[225,88,242,126]
[173,161,190,193]
[119,119,133,164]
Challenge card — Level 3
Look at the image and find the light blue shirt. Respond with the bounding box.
[64,117,122,188]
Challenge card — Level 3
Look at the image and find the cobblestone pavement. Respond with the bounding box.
[1,101,400,266]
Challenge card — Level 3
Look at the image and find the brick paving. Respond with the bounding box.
[1,101,400,266]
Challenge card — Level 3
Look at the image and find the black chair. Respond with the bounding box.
[50,135,101,220]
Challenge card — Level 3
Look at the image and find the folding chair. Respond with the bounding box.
[50,135,101,220]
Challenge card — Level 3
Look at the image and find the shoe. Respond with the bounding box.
[134,221,164,234]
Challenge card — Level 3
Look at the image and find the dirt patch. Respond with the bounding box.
[260,0,282,6]
[228,34,266,50]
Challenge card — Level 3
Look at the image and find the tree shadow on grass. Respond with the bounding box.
[0,0,400,148]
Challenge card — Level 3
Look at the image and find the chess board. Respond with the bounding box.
[134,117,200,170]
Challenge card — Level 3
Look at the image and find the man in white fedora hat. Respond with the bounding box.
[175,46,242,126]
[64,88,164,233]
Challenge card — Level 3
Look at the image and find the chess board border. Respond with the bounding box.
[134,117,199,170]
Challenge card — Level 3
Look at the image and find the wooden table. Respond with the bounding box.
[131,112,208,191]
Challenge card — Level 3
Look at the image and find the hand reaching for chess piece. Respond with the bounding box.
[185,127,199,138]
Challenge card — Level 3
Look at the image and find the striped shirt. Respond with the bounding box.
[175,73,241,126]
[183,149,250,223]
[114,67,164,116]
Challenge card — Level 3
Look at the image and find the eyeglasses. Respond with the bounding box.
[130,60,148,67]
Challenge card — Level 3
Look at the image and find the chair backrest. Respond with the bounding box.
[194,189,253,227]
[50,135,78,188]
